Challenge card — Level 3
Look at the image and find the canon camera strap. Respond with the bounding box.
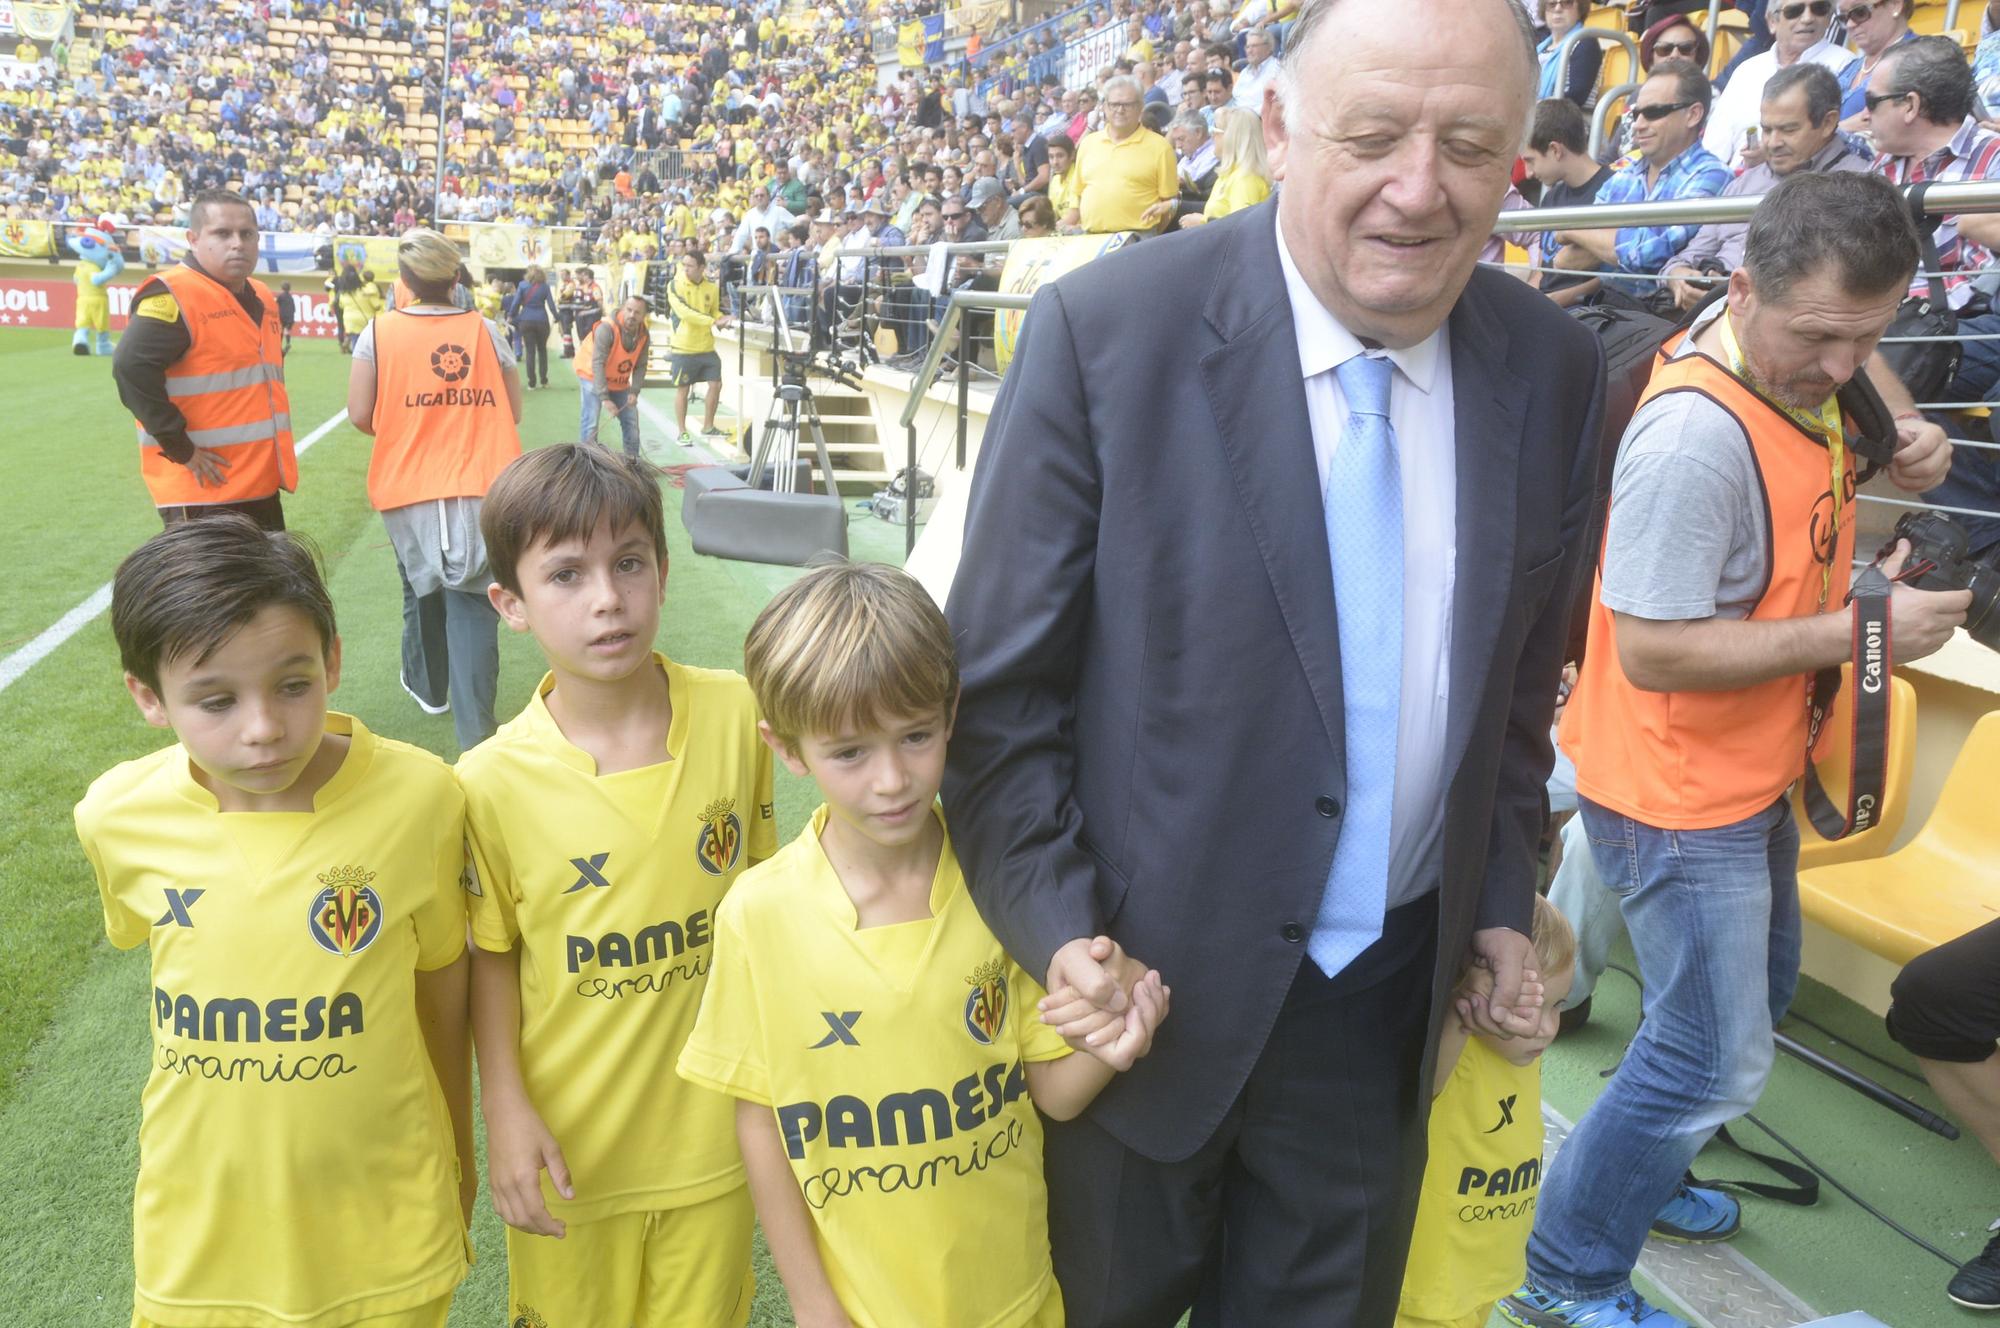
[1800,564,1893,840]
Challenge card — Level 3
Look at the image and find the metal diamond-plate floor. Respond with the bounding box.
[1542,1106,1821,1328]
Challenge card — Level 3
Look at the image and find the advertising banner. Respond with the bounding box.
[992,232,1136,374]
[334,234,401,276]
[1060,18,1126,90]
[0,278,340,336]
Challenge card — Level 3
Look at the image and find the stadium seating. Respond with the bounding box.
[1798,711,2000,965]
[1793,670,1919,871]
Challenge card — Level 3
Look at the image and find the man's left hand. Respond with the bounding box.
[1887,414,1952,493]
[1456,927,1544,1039]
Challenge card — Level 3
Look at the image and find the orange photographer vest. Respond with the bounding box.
[575,321,649,391]
[136,264,296,508]
[366,309,521,511]
[1559,334,1857,831]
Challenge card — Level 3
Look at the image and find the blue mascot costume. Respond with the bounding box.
[69,215,125,356]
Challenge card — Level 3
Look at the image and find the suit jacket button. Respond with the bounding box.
[1315,795,1340,818]
[1281,922,1305,943]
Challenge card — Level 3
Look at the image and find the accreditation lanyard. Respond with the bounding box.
[1715,311,1890,842]
[1716,309,1847,610]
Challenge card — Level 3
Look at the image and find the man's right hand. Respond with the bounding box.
[1663,266,1704,312]
[185,446,232,488]
[1880,539,1972,662]
[1042,935,1150,1046]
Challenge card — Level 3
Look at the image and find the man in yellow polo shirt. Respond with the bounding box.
[1073,75,1180,234]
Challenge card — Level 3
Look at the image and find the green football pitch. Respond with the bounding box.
[0,327,904,1323]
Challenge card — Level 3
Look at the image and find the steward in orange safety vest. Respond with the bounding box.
[345,227,524,751]
[111,189,294,531]
[364,306,522,512]
[1559,320,1860,830]
[1528,174,1966,1314]
[576,295,652,459]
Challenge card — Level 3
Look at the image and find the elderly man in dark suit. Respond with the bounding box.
[941,0,1606,1324]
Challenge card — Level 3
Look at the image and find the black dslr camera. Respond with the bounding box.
[1886,511,2000,651]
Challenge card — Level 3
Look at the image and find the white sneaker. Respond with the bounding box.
[400,670,449,715]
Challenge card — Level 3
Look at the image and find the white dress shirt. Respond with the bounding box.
[1276,217,1456,907]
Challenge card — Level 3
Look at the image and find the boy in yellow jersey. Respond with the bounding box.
[462,443,771,1328]
[1400,897,1577,1328]
[666,250,730,446]
[76,515,474,1328]
[679,561,1170,1328]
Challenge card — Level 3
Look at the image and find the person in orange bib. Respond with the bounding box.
[1509,172,1964,1328]
[577,294,651,459]
[112,188,294,531]
[345,228,524,752]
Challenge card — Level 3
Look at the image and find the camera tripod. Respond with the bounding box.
[747,380,834,495]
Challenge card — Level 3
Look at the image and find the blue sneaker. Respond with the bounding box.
[1650,1180,1741,1243]
[1501,1283,1688,1327]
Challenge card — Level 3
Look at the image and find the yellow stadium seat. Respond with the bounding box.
[1798,711,2000,967]
[1794,669,1918,870]
[1710,8,1751,78]
[1908,0,1951,34]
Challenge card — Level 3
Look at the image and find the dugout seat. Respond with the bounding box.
[1793,668,1918,870]
[1798,710,2000,966]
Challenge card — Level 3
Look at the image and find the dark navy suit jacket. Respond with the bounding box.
[942,199,1607,1163]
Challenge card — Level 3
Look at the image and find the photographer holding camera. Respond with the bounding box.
[1510,171,1967,1328]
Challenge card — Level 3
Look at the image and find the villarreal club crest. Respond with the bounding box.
[308,865,383,956]
[964,957,1009,1045]
[695,797,743,876]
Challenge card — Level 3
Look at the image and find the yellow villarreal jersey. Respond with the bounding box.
[73,714,470,1328]
[680,807,1070,1328]
[460,656,774,1224]
[1399,1037,1544,1320]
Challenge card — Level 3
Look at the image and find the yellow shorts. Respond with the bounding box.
[1395,1303,1493,1328]
[505,1184,755,1328]
[1019,1284,1065,1327]
[135,1293,450,1328]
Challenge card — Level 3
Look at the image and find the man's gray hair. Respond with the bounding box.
[1761,61,1842,124]
[1101,74,1141,103]
[1276,0,1536,124]
[1173,110,1210,137]
[1879,34,1977,126]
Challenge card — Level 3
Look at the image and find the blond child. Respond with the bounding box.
[679,560,1168,1328]
[1400,895,1577,1328]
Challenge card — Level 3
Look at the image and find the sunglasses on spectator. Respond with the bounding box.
[1864,88,1913,112]
[1838,2,1880,21]
[1630,99,1697,121]
[1652,38,1700,57]
[1779,0,1831,16]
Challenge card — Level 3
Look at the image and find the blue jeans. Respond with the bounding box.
[580,380,641,457]
[1525,794,1801,1300]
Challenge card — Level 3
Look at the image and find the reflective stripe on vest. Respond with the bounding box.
[367,309,522,510]
[575,323,649,390]
[1558,334,1857,831]
[136,264,297,509]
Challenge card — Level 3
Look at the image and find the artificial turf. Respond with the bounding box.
[0,329,900,1322]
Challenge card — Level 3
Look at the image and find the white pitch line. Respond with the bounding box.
[0,407,352,697]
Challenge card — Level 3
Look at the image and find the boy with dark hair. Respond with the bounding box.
[464,443,771,1328]
[78,513,474,1328]
[1521,97,1611,306]
[680,560,1168,1328]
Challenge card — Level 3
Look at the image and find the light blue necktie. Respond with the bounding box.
[1310,353,1402,977]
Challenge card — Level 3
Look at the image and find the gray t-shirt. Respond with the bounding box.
[1599,305,1769,623]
